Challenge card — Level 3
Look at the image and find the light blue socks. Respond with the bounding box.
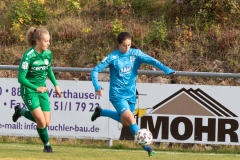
[101,110,150,151]
[129,123,139,135]
[100,109,121,122]
[129,123,150,151]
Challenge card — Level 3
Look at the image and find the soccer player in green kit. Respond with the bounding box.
[12,27,62,153]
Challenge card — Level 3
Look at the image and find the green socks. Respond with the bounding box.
[19,109,36,122]
[19,109,50,146]
[24,111,36,122]
[37,127,50,146]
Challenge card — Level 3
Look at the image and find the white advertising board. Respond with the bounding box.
[0,78,240,145]
[0,78,110,139]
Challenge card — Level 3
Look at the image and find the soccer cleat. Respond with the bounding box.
[43,145,53,153]
[91,106,102,121]
[147,147,156,157]
[12,105,22,122]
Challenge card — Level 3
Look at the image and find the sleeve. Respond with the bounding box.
[47,66,58,86]
[91,56,111,92]
[18,55,38,91]
[137,50,175,75]
[47,53,58,86]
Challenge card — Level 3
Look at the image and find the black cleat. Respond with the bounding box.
[12,105,22,122]
[43,145,53,153]
[91,106,102,121]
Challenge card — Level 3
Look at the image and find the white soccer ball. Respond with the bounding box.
[134,128,153,146]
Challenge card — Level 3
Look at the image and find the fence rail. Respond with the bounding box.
[1,65,240,78]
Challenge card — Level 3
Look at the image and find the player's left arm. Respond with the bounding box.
[47,54,62,97]
[137,50,175,75]
[47,66,58,87]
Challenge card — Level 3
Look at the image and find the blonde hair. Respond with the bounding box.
[25,27,49,47]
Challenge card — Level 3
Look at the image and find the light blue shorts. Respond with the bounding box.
[111,99,136,115]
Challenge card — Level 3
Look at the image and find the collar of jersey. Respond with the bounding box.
[117,49,129,57]
[33,47,44,55]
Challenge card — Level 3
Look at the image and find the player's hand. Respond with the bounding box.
[55,86,62,98]
[170,72,176,75]
[37,87,48,93]
[95,88,104,97]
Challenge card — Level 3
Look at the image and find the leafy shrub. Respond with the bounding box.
[97,0,159,16]
[111,19,125,37]
[9,0,47,26]
[129,0,159,15]
[97,0,131,18]
[67,0,81,13]
[146,16,168,45]
[7,0,47,41]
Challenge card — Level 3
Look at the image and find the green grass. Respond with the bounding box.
[0,143,240,160]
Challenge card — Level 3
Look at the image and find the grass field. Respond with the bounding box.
[0,143,240,160]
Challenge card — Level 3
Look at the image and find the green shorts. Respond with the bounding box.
[21,92,51,112]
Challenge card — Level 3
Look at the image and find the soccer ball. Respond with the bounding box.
[134,128,153,146]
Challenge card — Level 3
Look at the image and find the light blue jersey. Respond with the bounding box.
[91,48,175,103]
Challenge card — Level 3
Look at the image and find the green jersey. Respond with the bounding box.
[18,47,58,95]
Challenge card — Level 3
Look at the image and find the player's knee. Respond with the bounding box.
[121,113,136,126]
[36,119,47,128]
[46,121,51,126]
[121,120,128,126]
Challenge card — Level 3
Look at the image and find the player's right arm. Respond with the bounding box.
[18,54,38,91]
[91,55,111,93]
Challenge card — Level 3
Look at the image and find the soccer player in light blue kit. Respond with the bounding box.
[91,32,175,157]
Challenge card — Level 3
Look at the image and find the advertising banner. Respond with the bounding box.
[0,78,239,145]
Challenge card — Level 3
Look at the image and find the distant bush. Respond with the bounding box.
[7,0,47,42]
[66,0,81,14]
[165,0,240,27]
[1,0,240,75]
[97,0,159,17]
[146,16,168,45]
[129,0,159,15]
[8,0,47,26]
[111,19,125,37]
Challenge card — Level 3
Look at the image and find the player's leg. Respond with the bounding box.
[31,108,52,152]
[91,106,121,122]
[38,92,53,153]
[12,94,37,122]
[43,111,51,126]
[121,102,156,157]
